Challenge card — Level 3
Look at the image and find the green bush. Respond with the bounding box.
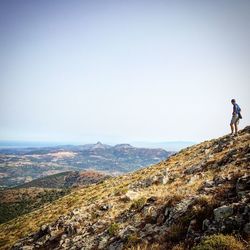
[108,223,119,236]
[126,233,140,246]
[130,197,146,210]
[192,234,245,250]
[114,187,128,196]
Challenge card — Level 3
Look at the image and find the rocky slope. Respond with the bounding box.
[0,127,249,250]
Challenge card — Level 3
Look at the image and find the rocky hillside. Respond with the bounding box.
[0,127,249,250]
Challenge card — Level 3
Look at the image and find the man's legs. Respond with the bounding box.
[230,115,239,135]
[230,123,234,135]
[235,119,239,135]
[234,123,237,135]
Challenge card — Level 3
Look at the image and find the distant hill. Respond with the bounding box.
[132,141,196,151]
[0,170,109,224]
[0,187,70,224]
[0,142,172,188]
[17,170,110,189]
[15,171,72,189]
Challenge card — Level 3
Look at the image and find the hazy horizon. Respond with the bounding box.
[1,0,249,143]
[0,139,195,151]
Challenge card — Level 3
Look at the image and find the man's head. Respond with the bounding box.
[231,99,236,104]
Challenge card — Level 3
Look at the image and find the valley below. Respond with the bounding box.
[0,142,171,188]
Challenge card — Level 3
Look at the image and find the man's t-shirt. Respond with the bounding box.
[233,103,241,115]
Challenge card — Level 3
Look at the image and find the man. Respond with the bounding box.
[230,99,241,136]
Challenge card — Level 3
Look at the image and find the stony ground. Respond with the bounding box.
[0,127,249,250]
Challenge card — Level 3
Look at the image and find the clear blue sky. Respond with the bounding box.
[0,0,249,144]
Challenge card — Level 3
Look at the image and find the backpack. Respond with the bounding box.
[236,104,242,119]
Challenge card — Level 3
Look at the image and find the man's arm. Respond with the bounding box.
[233,104,236,115]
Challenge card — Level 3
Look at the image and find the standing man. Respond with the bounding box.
[230,99,242,136]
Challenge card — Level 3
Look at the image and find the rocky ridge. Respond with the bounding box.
[0,127,249,250]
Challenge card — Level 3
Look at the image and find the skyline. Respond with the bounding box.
[1,0,249,144]
[0,139,195,151]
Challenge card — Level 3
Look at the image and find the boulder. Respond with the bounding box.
[122,190,140,201]
[141,223,155,235]
[203,180,214,188]
[21,246,34,250]
[144,178,154,187]
[202,219,210,231]
[108,241,124,250]
[213,176,227,185]
[165,197,195,226]
[184,165,202,175]
[142,206,158,219]
[204,149,211,155]
[243,223,250,235]
[241,126,250,133]
[70,208,81,216]
[147,196,158,203]
[129,169,169,190]
[164,207,171,217]
[158,175,169,185]
[35,234,50,246]
[118,225,137,240]
[98,236,109,249]
[40,224,48,232]
[64,222,80,236]
[236,175,250,198]
[188,175,199,184]
[213,205,234,222]
[128,179,152,190]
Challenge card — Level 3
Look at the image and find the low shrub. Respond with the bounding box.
[166,223,187,242]
[165,195,184,207]
[108,223,119,236]
[114,187,128,196]
[130,197,147,210]
[126,233,141,246]
[192,234,245,250]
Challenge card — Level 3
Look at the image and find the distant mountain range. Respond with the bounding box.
[0,140,195,151]
[0,142,172,188]
[132,141,195,151]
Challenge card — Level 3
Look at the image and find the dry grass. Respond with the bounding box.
[192,234,246,250]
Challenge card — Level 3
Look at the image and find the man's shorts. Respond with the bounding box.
[230,114,239,125]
